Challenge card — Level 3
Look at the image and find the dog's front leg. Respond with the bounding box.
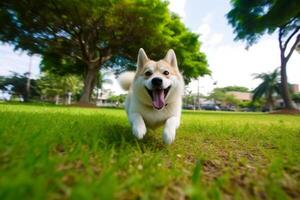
[129,113,146,140]
[163,116,179,144]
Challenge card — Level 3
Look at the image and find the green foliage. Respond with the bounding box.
[108,94,127,104]
[0,0,209,85]
[252,69,281,109]
[221,86,249,93]
[37,73,83,102]
[208,86,244,106]
[226,0,300,45]
[224,94,241,106]
[185,160,206,200]
[238,99,264,111]
[210,86,249,94]
[163,15,210,83]
[1,104,300,199]
[40,50,86,76]
[292,93,300,103]
[0,72,39,101]
[209,88,226,102]
[183,94,197,107]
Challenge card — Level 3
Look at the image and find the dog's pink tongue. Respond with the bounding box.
[152,89,165,110]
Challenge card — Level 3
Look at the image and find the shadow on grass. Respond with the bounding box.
[101,124,165,152]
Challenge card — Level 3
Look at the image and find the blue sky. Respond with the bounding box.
[169,0,300,94]
[0,0,299,95]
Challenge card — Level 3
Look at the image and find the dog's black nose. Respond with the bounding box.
[151,77,163,87]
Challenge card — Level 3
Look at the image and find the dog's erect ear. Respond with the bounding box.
[164,49,178,69]
[137,48,149,70]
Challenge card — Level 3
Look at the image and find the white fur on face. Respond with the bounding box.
[133,54,183,107]
[144,74,172,90]
[142,63,174,91]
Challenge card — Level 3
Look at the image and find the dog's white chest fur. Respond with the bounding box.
[125,92,181,129]
[118,48,184,144]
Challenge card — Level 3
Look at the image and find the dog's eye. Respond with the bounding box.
[163,71,169,75]
[145,71,152,76]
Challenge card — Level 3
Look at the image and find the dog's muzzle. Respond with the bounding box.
[146,83,171,110]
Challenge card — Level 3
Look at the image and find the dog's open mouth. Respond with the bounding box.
[146,86,171,110]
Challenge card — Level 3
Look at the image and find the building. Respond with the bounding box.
[291,84,299,93]
[226,91,252,102]
[96,88,113,106]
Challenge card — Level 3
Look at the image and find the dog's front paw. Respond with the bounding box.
[163,127,176,144]
[132,123,146,140]
[163,117,179,144]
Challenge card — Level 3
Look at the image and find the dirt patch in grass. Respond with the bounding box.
[70,102,98,108]
[270,109,300,115]
[196,139,273,198]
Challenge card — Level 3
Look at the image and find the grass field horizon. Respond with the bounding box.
[0,103,299,199]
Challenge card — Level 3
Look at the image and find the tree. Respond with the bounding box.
[252,69,281,111]
[0,72,38,101]
[208,88,226,104]
[0,0,209,103]
[208,86,250,101]
[208,88,241,108]
[223,94,241,108]
[212,86,249,93]
[226,0,300,109]
[108,94,127,104]
[221,86,249,93]
[37,73,82,104]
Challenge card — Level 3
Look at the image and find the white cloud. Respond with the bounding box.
[196,13,224,49]
[188,36,300,95]
[188,15,300,95]
[197,23,211,39]
[0,44,41,78]
[168,0,187,20]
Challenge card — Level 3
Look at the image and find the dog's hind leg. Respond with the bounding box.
[163,116,179,144]
[129,113,147,140]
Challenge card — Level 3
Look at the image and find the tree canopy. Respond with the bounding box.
[208,86,246,107]
[227,0,300,46]
[214,86,249,93]
[0,0,209,102]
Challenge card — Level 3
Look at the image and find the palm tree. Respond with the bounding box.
[252,69,281,111]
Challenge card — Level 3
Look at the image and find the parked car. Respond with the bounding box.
[220,106,235,111]
[201,104,220,111]
[240,107,255,112]
[183,104,195,110]
[261,107,270,112]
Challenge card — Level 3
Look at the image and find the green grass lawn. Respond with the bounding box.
[0,104,300,200]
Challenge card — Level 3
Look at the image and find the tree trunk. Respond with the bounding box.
[278,29,299,110]
[267,93,274,112]
[280,60,294,109]
[79,66,98,103]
